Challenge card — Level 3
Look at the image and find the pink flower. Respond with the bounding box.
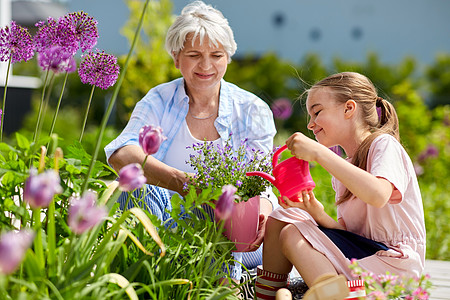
[0,21,35,63]
[215,185,238,220]
[68,191,107,235]
[24,168,62,209]
[139,125,166,156]
[271,98,293,120]
[78,50,120,90]
[0,230,35,274]
[118,163,147,192]
[413,287,429,300]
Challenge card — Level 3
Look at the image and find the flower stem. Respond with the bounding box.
[79,84,95,142]
[47,200,56,277]
[33,209,45,270]
[1,58,11,142]
[81,0,151,192]
[49,72,69,138]
[33,69,51,144]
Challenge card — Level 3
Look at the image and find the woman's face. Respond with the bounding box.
[174,34,228,94]
[306,87,347,147]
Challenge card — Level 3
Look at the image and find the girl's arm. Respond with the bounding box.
[286,133,394,208]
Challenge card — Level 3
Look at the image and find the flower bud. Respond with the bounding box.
[68,191,107,235]
[24,168,62,209]
[0,230,35,274]
[139,125,166,155]
[118,163,146,191]
[215,184,238,220]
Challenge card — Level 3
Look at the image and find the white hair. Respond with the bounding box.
[165,1,237,63]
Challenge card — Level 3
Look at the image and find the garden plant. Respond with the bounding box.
[0,0,448,299]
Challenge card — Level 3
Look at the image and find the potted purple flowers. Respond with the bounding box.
[185,138,273,251]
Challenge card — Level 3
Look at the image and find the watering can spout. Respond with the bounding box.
[246,171,277,187]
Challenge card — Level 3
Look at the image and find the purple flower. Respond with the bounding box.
[118,163,147,191]
[37,45,77,73]
[34,17,77,54]
[78,50,120,89]
[24,168,63,209]
[0,230,35,274]
[0,21,34,63]
[271,98,293,120]
[139,125,167,155]
[215,185,238,220]
[58,11,98,53]
[417,144,439,162]
[68,191,107,235]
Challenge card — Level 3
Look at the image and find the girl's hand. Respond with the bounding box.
[286,132,323,162]
[279,190,325,222]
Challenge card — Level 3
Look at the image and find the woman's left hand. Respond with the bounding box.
[246,214,266,252]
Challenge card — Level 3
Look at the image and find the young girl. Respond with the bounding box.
[255,72,426,300]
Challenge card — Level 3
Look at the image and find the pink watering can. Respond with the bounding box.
[246,145,315,201]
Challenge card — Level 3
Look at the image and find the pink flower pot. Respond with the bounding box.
[215,195,260,252]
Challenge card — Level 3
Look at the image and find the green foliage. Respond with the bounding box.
[426,54,450,108]
[117,0,179,126]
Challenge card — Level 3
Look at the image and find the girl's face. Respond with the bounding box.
[174,34,228,94]
[306,87,347,147]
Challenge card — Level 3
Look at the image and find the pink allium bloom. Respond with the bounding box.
[68,191,107,235]
[58,11,98,53]
[118,163,147,192]
[139,125,167,155]
[0,230,35,274]
[271,98,293,120]
[78,50,120,90]
[215,185,238,220]
[34,17,77,55]
[0,21,34,63]
[24,168,63,209]
[37,45,77,73]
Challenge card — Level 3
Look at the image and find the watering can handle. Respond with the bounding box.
[272,144,288,168]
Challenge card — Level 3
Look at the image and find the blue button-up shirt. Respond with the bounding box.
[105,78,276,162]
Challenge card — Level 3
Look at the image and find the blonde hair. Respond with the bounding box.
[309,72,400,204]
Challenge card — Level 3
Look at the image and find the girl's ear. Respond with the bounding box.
[344,99,357,119]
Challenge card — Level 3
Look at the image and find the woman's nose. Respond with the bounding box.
[199,57,212,69]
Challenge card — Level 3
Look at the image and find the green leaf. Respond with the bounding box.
[15,132,30,150]
[23,249,44,279]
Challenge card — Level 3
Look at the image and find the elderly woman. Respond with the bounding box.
[104,0,277,287]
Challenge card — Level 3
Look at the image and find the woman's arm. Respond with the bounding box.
[109,145,189,195]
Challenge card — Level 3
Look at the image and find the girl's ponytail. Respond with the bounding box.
[376,97,400,141]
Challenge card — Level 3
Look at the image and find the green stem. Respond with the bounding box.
[48,72,69,138]
[33,209,45,270]
[37,73,55,143]
[47,200,56,277]
[1,58,11,142]
[33,69,51,144]
[79,84,95,142]
[80,0,151,192]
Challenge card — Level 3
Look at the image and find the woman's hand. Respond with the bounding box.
[245,214,266,252]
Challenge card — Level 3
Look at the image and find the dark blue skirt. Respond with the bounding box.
[318,226,389,260]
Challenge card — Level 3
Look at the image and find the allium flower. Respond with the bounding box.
[68,191,107,235]
[215,185,238,220]
[0,21,34,63]
[24,168,63,209]
[271,98,293,120]
[34,17,77,54]
[118,163,147,192]
[37,45,77,73]
[418,144,439,162]
[139,125,167,155]
[0,230,35,274]
[78,50,120,90]
[58,11,98,53]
